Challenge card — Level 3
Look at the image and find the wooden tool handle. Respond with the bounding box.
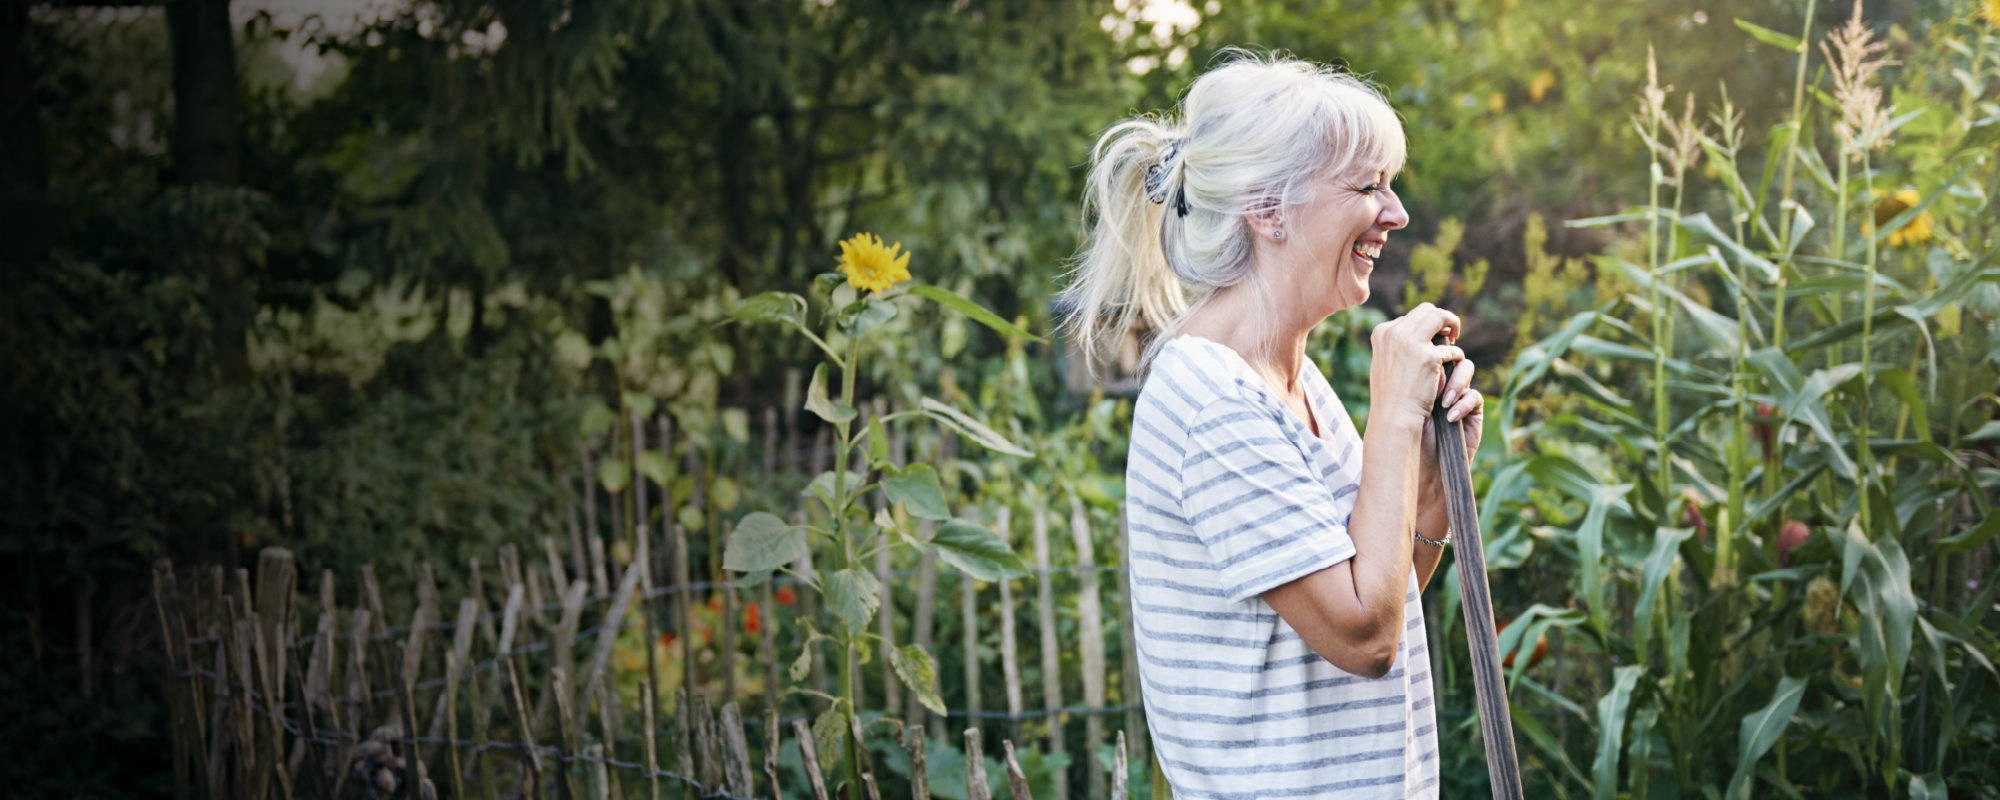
[1432,334,1524,800]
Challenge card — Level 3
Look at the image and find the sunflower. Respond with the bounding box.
[1867,188,1935,248]
[1983,0,2000,27]
[835,233,912,295]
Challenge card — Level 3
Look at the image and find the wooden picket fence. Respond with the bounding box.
[150,538,1147,800]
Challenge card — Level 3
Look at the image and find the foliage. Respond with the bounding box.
[1443,2,2000,796]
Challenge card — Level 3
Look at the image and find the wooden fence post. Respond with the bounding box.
[1110,732,1127,800]
[1114,506,1145,769]
[965,728,991,800]
[720,701,754,798]
[906,725,929,800]
[1070,496,1108,800]
[794,719,830,800]
[1032,506,1067,800]
[1002,740,1033,800]
[996,507,1024,744]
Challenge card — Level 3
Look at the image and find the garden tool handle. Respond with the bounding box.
[1432,332,1525,800]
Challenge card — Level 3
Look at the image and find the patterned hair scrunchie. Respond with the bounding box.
[1144,138,1191,217]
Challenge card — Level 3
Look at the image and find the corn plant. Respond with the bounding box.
[1452,2,2000,796]
[721,233,1039,797]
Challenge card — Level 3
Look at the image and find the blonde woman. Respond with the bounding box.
[1063,54,1482,798]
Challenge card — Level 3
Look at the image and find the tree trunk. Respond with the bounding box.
[166,0,240,186]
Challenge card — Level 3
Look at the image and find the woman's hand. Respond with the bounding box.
[1419,356,1484,487]
[1368,303,1464,426]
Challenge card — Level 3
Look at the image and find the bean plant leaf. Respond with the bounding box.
[867,415,889,464]
[890,644,947,715]
[806,364,857,424]
[906,285,1046,342]
[722,512,807,572]
[825,568,882,631]
[920,397,1032,457]
[1592,665,1643,800]
[1724,675,1807,800]
[811,709,846,781]
[883,463,951,520]
[636,450,670,485]
[790,641,814,683]
[1734,18,1804,52]
[597,456,631,494]
[932,518,1030,581]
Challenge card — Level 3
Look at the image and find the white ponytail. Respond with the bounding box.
[1060,51,1406,373]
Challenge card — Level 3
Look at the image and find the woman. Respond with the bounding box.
[1062,54,1482,799]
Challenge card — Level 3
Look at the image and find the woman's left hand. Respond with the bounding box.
[1419,355,1483,486]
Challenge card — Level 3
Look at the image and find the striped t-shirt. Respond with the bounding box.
[1126,335,1439,799]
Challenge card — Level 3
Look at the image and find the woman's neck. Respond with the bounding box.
[1180,285,1315,394]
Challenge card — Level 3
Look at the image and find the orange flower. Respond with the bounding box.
[659,631,676,649]
[708,595,723,613]
[775,586,797,606]
[743,602,762,635]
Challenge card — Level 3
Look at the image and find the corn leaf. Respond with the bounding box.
[1592,665,1644,800]
[1724,675,1807,800]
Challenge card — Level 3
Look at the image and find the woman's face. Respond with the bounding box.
[1283,162,1409,315]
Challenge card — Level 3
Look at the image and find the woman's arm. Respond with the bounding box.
[1264,304,1466,678]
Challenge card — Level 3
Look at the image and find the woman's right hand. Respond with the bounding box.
[1368,303,1465,427]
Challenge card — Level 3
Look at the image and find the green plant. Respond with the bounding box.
[720,233,1041,797]
[1455,1,2000,796]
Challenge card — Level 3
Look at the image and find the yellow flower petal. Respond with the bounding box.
[835,233,912,295]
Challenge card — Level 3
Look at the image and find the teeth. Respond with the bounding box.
[1354,242,1382,259]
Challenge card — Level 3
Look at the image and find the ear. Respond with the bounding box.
[1245,204,1284,239]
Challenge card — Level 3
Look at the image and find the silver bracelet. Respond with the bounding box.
[1414,528,1451,548]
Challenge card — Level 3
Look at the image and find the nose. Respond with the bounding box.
[1380,191,1410,230]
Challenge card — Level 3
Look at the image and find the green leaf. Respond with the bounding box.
[803,470,868,515]
[1592,665,1643,800]
[891,644,947,715]
[1932,512,2000,555]
[1876,368,1930,444]
[721,408,751,443]
[847,297,899,336]
[883,463,951,521]
[932,518,1030,581]
[920,397,1032,457]
[1633,526,1695,666]
[1735,18,1805,52]
[621,391,657,420]
[709,476,741,511]
[1725,676,1807,800]
[1679,212,1778,283]
[1576,484,1634,635]
[806,364,857,425]
[825,568,882,632]
[636,450,670,485]
[597,457,631,494]
[812,709,846,781]
[730,291,809,327]
[580,400,617,437]
[1908,774,1949,800]
[867,415,889,465]
[907,285,1045,342]
[1842,525,1917,747]
[790,640,814,683]
[722,512,807,572]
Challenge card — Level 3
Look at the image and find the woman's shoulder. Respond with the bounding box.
[1142,335,1268,412]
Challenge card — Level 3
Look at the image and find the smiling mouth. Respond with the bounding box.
[1352,241,1383,264]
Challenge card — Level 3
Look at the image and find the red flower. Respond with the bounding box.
[775,586,797,606]
[1777,520,1811,566]
[707,595,723,613]
[743,602,762,635]
[659,632,676,649]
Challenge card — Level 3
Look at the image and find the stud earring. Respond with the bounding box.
[1272,230,1286,241]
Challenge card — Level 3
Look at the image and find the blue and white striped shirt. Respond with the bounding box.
[1128,335,1439,799]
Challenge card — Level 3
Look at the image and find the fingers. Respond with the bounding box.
[1446,388,1484,423]
[1441,358,1475,402]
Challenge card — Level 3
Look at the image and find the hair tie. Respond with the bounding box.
[1144,138,1190,217]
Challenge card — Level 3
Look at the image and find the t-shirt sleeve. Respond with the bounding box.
[1179,397,1358,603]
